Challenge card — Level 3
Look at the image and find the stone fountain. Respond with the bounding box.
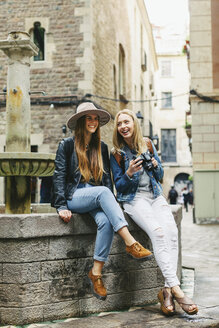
[0,31,55,214]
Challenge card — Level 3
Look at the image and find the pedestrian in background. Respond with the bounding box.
[110,109,198,316]
[52,102,152,302]
[182,187,189,212]
[168,185,178,204]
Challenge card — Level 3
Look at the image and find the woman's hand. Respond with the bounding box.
[151,157,158,168]
[126,158,143,178]
[59,209,72,223]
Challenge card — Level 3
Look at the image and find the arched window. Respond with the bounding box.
[31,22,45,61]
[113,64,117,99]
[119,44,125,96]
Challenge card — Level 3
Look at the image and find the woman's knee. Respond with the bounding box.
[96,213,113,231]
[99,186,113,197]
[170,225,178,243]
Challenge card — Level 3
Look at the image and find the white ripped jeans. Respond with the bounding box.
[123,192,180,288]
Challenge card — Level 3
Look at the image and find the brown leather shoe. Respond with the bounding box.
[88,269,107,301]
[126,241,152,260]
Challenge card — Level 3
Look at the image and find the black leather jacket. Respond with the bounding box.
[52,137,113,212]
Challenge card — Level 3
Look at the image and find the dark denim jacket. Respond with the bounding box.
[110,142,163,202]
[52,137,113,212]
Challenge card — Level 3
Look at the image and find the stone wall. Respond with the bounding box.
[190,0,219,221]
[0,206,182,325]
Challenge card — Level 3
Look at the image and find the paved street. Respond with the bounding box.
[1,206,219,328]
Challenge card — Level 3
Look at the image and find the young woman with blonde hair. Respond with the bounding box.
[52,102,152,301]
[110,109,198,316]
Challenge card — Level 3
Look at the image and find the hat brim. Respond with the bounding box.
[67,109,111,130]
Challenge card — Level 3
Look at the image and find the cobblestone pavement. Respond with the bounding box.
[1,207,219,328]
[181,206,219,323]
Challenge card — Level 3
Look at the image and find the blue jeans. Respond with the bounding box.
[67,184,128,262]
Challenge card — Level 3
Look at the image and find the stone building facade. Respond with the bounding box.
[189,0,219,222]
[0,0,157,203]
[153,33,192,198]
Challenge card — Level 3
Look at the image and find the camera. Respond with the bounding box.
[133,150,154,171]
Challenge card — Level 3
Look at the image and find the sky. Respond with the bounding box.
[145,0,189,38]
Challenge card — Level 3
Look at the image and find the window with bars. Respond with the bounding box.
[119,44,125,96]
[31,22,45,61]
[161,129,176,162]
[161,92,172,108]
[161,60,171,77]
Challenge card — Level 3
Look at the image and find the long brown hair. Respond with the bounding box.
[112,109,146,155]
[75,116,104,182]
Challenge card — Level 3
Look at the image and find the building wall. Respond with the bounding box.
[153,48,192,198]
[190,0,219,221]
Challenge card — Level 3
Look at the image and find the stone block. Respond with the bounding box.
[48,277,86,301]
[190,15,211,31]
[0,263,2,283]
[79,292,132,315]
[203,152,219,163]
[104,253,157,273]
[41,259,66,281]
[191,113,203,125]
[130,287,161,306]
[190,0,211,16]
[48,235,95,260]
[0,281,50,307]
[190,77,212,93]
[203,113,219,125]
[192,153,204,163]
[192,141,214,153]
[42,300,80,322]
[0,238,49,262]
[214,104,219,113]
[193,163,215,170]
[215,142,219,152]
[3,262,41,283]
[129,268,158,290]
[157,267,165,285]
[190,31,212,47]
[102,271,130,294]
[190,62,212,78]
[192,133,203,142]
[190,46,211,63]
[198,102,214,114]
[192,125,214,133]
[0,305,44,326]
[203,134,219,142]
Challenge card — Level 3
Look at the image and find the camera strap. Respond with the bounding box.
[144,137,154,155]
[113,137,154,169]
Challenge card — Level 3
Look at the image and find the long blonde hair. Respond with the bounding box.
[75,116,104,182]
[112,109,146,155]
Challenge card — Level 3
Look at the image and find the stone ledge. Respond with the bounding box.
[0,205,182,325]
[0,205,182,239]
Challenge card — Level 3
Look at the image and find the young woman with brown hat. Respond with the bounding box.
[52,102,152,301]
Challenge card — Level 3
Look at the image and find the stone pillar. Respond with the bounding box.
[0,31,38,213]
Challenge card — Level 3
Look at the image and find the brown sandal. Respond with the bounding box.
[158,288,175,316]
[174,294,198,315]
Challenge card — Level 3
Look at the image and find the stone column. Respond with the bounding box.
[0,31,38,213]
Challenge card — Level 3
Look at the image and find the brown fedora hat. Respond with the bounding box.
[67,102,111,130]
